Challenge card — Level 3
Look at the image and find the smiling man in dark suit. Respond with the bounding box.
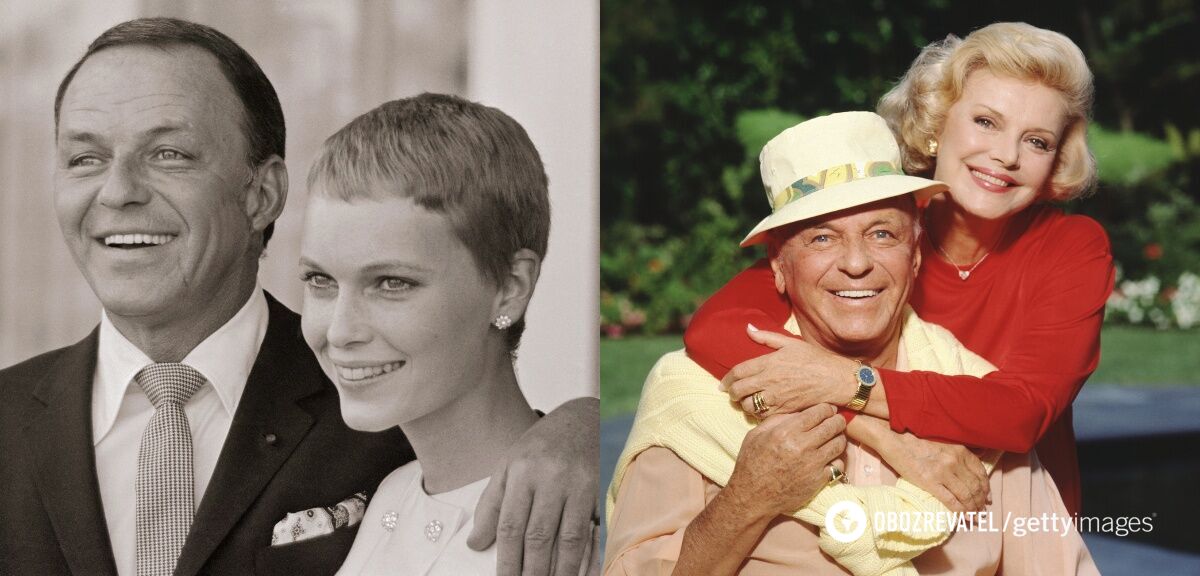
[0,17,598,576]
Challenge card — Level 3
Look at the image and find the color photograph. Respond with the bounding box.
[600,2,1200,574]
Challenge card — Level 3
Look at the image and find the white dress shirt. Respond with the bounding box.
[92,287,269,576]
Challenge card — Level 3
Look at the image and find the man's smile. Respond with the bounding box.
[101,233,177,248]
[833,289,880,299]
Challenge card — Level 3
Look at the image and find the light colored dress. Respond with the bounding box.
[337,461,493,576]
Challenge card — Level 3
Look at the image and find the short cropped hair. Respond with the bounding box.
[54,17,286,247]
[878,22,1096,201]
[307,93,551,352]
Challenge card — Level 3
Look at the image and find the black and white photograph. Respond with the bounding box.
[0,1,599,575]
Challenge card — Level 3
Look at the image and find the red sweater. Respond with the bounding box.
[683,205,1114,515]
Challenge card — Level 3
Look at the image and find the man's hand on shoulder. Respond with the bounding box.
[468,396,599,576]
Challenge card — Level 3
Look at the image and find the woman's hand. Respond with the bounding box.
[726,404,848,517]
[720,326,859,418]
[878,430,990,512]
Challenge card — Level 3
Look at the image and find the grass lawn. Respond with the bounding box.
[600,326,1200,419]
[600,335,683,418]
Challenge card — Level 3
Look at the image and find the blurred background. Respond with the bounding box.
[599,1,1200,572]
[0,0,599,408]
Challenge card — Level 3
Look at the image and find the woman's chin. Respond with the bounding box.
[948,187,1039,221]
[339,401,404,432]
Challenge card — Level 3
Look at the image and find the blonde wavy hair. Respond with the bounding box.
[878,22,1097,201]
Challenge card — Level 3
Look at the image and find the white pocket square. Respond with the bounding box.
[271,491,369,546]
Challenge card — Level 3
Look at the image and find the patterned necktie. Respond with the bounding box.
[135,363,206,576]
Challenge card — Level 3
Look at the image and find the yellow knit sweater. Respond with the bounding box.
[606,307,999,576]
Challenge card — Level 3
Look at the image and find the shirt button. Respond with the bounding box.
[864,464,874,474]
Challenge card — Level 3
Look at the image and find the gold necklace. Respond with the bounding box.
[925,211,998,281]
[934,243,988,280]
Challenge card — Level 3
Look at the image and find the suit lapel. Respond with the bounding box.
[175,295,324,576]
[22,329,120,576]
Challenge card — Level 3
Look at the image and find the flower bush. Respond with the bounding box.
[1107,269,1200,330]
[600,199,758,336]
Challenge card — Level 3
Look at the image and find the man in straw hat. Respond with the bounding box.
[603,112,1097,575]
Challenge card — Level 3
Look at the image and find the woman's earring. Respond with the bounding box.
[927,139,938,157]
[492,314,513,330]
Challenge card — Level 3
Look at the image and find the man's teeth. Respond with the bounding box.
[971,170,1010,187]
[337,361,405,382]
[835,290,879,299]
[104,234,175,246]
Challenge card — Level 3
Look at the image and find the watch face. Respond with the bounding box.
[858,366,876,386]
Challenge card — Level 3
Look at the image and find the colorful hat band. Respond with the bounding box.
[771,160,903,211]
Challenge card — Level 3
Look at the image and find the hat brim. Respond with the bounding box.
[740,175,947,247]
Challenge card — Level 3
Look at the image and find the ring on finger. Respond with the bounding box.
[828,465,845,485]
[751,391,769,416]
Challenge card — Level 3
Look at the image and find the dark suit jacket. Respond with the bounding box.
[0,294,413,575]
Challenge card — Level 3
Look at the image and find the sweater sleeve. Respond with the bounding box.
[683,258,791,377]
[883,219,1114,452]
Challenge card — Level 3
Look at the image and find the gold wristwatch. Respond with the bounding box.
[847,362,878,412]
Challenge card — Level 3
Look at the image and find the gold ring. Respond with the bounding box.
[829,465,845,485]
[751,391,769,415]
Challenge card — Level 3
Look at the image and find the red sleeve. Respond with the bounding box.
[683,259,859,423]
[883,219,1114,452]
[682,259,790,378]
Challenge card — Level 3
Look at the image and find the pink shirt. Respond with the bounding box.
[606,445,1098,575]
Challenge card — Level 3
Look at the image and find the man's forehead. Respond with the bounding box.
[73,43,220,81]
[57,44,241,138]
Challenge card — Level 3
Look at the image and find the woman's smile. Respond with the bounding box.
[334,361,406,383]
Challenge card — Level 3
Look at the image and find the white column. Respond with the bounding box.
[466,0,600,408]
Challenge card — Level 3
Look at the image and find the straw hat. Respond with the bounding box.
[741,111,947,246]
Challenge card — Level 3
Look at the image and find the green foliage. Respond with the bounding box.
[1076,156,1200,285]
[1078,145,1200,330]
[601,199,759,335]
[1090,125,1179,186]
[601,0,1200,335]
[735,109,807,159]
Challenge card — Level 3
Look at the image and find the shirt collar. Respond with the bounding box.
[92,284,270,444]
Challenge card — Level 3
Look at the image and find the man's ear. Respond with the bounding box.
[769,255,787,296]
[493,248,542,323]
[911,235,923,278]
[243,155,289,235]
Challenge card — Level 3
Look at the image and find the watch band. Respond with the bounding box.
[847,363,878,412]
